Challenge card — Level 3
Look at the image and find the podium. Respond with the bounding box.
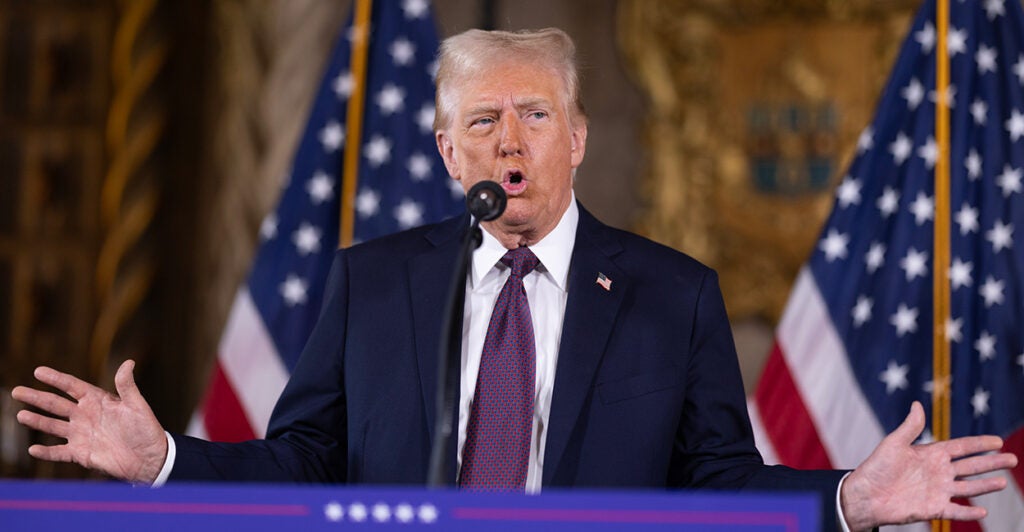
[0,480,819,531]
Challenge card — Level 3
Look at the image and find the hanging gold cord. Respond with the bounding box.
[338,0,374,248]
[932,0,952,530]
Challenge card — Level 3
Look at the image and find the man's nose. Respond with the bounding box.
[499,117,524,156]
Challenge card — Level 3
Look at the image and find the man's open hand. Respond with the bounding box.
[11,360,168,484]
[840,401,1018,531]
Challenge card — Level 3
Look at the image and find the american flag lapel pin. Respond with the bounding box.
[596,272,612,291]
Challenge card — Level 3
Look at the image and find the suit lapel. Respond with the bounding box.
[543,205,626,485]
[408,215,466,483]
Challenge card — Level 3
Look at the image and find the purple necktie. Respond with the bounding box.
[459,247,539,490]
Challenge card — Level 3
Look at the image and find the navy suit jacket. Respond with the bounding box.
[171,203,845,527]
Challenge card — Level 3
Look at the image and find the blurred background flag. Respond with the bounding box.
[749,0,1024,529]
[186,0,462,443]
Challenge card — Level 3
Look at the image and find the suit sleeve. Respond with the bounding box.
[169,250,350,482]
[670,269,847,531]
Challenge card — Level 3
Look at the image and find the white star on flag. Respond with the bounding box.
[980,275,1005,307]
[946,317,964,343]
[1015,54,1024,84]
[901,78,925,109]
[402,0,429,19]
[986,220,1014,252]
[376,84,406,115]
[879,360,909,394]
[889,133,913,164]
[307,171,335,204]
[1017,353,1024,373]
[260,214,278,241]
[972,387,990,417]
[970,98,988,125]
[279,274,308,306]
[899,247,928,281]
[915,21,936,52]
[292,223,322,255]
[857,127,874,152]
[389,38,416,66]
[356,188,381,218]
[415,104,435,134]
[318,120,344,152]
[876,187,900,218]
[985,0,1006,20]
[348,503,368,522]
[364,135,393,167]
[997,164,1023,196]
[954,203,979,235]
[407,152,432,181]
[917,136,938,168]
[965,148,982,179]
[977,44,998,74]
[1006,109,1024,140]
[836,176,861,208]
[332,71,354,100]
[947,27,968,56]
[909,192,934,225]
[393,199,424,229]
[890,304,919,337]
[865,241,886,273]
[819,229,849,262]
[852,296,873,327]
[417,504,438,524]
[949,258,973,290]
[975,331,998,361]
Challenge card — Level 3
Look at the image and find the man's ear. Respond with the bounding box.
[569,121,588,169]
[436,130,460,181]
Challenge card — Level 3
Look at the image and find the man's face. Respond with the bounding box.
[436,60,587,245]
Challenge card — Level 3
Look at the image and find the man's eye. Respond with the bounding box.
[473,117,495,126]
[529,111,547,120]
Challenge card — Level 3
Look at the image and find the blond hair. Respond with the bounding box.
[433,28,585,130]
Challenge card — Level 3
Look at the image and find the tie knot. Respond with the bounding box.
[500,247,539,279]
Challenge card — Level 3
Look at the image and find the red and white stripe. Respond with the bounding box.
[749,268,1024,530]
[187,288,290,442]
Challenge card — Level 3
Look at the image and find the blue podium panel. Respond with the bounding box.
[0,480,819,531]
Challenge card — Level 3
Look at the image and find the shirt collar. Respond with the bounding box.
[472,192,579,291]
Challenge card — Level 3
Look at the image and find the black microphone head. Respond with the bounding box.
[465,181,507,222]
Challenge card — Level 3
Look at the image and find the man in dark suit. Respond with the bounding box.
[12,28,1016,532]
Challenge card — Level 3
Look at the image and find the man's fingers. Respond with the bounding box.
[113,359,142,404]
[950,476,1009,499]
[890,400,926,446]
[937,435,1005,458]
[953,452,1019,478]
[33,366,95,401]
[27,443,75,464]
[10,387,76,418]
[941,501,988,522]
[16,410,70,439]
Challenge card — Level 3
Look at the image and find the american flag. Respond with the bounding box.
[749,0,1024,529]
[187,0,462,443]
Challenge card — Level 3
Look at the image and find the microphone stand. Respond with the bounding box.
[427,181,505,487]
[427,216,483,487]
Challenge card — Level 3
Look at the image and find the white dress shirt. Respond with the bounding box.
[458,196,578,493]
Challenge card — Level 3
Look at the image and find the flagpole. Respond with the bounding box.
[932,0,951,530]
[339,0,374,248]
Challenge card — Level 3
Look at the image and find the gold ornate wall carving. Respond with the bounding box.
[618,0,918,321]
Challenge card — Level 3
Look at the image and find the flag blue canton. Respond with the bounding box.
[810,0,1024,440]
[246,0,463,372]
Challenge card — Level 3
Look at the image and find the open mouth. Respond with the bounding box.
[502,170,528,195]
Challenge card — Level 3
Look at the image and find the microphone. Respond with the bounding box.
[465,181,506,221]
